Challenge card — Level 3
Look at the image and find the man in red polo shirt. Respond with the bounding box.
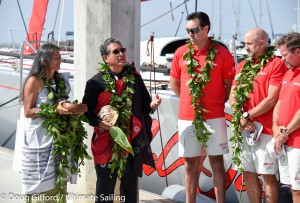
[273,32,300,203]
[170,11,235,203]
[229,28,287,203]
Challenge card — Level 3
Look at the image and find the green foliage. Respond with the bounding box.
[43,73,68,102]
[37,101,91,202]
[37,72,91,202]
[98,63,135,179]
[183,41,218,147]
[231,46,275,171]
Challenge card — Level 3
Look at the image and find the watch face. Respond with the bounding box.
[243,112,249,118]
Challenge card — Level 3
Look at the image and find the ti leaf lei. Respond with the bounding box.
[184,40,218,147]
[230,46,275,171]
[98,63,135,179]
[37,72,91,202]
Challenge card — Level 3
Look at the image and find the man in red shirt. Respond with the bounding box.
[273,32,300,203]
[170,11,235,203]
[229,28,287,203]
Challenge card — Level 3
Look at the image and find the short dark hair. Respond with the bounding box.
[186,11,210,33]
[99,38,122,56]
[276,32,300,52]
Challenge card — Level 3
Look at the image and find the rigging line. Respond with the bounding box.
[141,0,190,27]
[266,0,275,40]
[149,34,169,187]
[247,0,258,27]
[175,12,184,37]
[52,0,61,32]
[16,0,30,41]
[183,0,189,15]
[0,96,19,107]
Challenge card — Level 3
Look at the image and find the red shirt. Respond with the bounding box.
[171,41,235,120]
[278,68,300,148]
[233,57,287,135]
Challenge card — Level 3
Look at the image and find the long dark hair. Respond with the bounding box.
[20,43,60,102]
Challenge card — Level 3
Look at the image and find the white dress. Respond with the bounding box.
[21,72,75,194]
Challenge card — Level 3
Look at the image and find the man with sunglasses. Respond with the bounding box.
[82,37,161,203]
[170,11,235,203]
[273,32,300,203]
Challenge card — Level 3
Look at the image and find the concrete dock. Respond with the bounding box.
[0,147,176,203]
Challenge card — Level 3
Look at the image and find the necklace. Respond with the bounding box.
[230,46,275,171]
[184,40,218,147]
[38,72,91,202]
[43,72,68,103]
[98,63,135,178]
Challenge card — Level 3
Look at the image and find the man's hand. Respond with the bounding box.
[150,93,162,109]
[273,124,289,144]
[240,117,256,132]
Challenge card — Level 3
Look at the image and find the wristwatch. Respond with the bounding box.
[242,112,250,120]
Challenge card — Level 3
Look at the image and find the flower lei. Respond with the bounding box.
[37,72,91,202]
[184,40,218,147]
[230,46,275,171]
[98,63,135,179]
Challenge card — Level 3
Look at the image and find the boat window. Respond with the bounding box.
[160,39,188,56]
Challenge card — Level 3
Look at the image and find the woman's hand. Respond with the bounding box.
[57,101,70,115]
[150,94,162,109]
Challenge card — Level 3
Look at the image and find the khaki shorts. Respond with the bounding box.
[279,146,300,190]
[178,118,229,157]
[233,133,278,174]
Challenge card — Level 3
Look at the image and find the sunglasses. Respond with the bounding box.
[110,48,126,55]
[186,27,204,34]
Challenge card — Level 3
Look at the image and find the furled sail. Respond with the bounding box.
[24,0,49,55]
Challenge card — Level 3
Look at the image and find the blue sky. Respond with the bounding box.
[0,0,298,45]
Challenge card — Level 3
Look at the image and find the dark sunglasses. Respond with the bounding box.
[110,48,126,55]
[186,27,204,34]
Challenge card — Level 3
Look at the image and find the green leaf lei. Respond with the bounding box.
[230,46,275,171]
[98,63,135,179]
[37,72,91,202]
[183,40,218,147]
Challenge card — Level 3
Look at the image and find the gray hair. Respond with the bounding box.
[99,38,123,56]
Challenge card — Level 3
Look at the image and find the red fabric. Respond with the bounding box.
[233,57,287,135]
[278,68,300,148]
[24,0,49,55]
[170,41,235,120]
[92,76,141,164]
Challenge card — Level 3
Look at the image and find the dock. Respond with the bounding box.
[0,147,177,203]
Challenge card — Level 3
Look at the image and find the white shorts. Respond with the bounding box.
[178,118,229,157]
[279,146,300,190]
[234,133,278,174]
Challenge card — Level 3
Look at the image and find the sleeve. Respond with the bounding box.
[82,79,102,127]
[232,61,244,86]
[137,75,152,114]
[221,48,236,80]
[269,58,287,87]
[170,49,181,79]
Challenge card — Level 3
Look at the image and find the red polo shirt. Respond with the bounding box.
[232,57,287,135]
[278,68,300,148]
[171,41,235,120]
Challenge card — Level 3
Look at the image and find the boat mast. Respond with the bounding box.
[218,0,222,40]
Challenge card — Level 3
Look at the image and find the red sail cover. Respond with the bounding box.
[24,0,49,55]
